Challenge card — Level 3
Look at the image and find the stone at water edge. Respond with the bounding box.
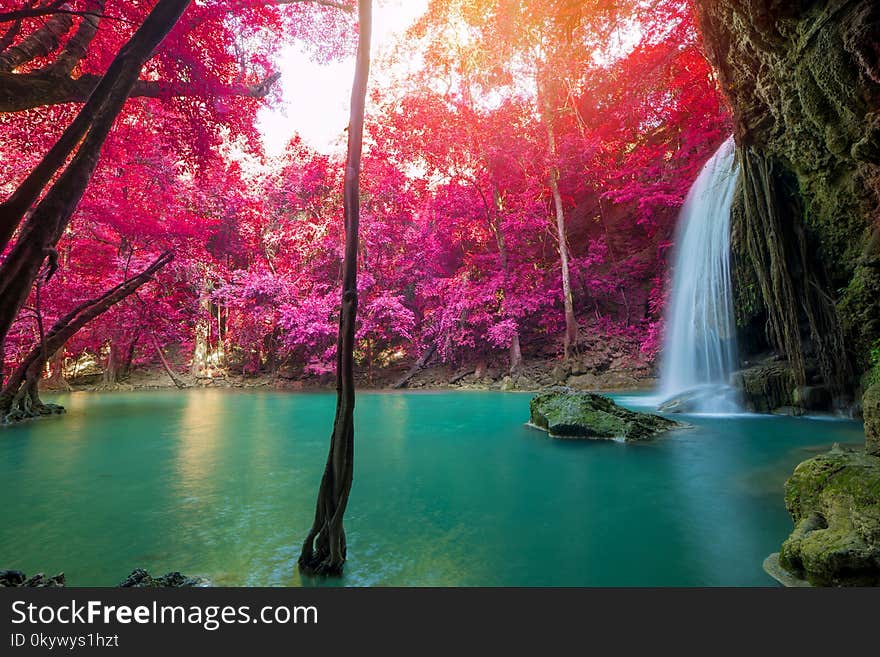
[0,570,65,587]
[762,553,811,587]
[528,387,685,442]
[119,568,208,588]
[0,570,26,586]
[777,444,880,586]
[730,362,796,413]
[0,568,208,587]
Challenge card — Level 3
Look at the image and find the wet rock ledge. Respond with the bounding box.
[529,387,685,442]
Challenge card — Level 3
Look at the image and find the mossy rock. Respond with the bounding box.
[731,363,796,413]
[864,383,880,457]
[778,445,880,586]
[528,387,685,442]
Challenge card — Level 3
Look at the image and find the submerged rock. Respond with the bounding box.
[119,568,208,588]
[529,387,685,442]
[0,568,206,587]
[0,570,65,587]
[0,570,26,586]
[657,384,741,414]
[777,445,880,586]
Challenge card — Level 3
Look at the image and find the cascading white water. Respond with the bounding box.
[658,136,741,413]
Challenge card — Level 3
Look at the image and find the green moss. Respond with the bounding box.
[860,341,880,390]
[864,382,880,456]
[731,363,797,412]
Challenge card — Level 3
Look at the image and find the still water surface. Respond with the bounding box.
[0,389,864,586]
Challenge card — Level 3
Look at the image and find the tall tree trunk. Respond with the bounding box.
[191,278,212,376]
[102,339,123,386]
[45,348,70,391]
[121,333,139,379]
[539,91,577,360]
[0,0,190,386]
[493,196,523,375]
[0,252,172,423]
[509,333,523,375]
[298,0,371,578]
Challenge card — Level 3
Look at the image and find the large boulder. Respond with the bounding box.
[778,445,880,586]
[731,363,796,413]
[864,383,880,457]
[528,387,685,442]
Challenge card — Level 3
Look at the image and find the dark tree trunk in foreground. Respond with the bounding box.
[0,0,191,386]
[298,0,371,578]
[0,252,172,423]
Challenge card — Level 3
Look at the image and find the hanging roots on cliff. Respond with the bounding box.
[737,147,852,396]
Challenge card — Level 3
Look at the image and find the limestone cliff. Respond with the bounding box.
[694,0,880,402]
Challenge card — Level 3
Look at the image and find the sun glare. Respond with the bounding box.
[258,0,430,157]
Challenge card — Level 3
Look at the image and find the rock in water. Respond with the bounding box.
[119,568,207,588]
[778,445,880,586]
[0,570,26,587]
[0,570,65,587]
[730,363,796,413]
[529,387,685,442]
[0,568,206,587]
[657,384,740,414]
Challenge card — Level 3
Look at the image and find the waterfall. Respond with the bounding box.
[658,136,741,413]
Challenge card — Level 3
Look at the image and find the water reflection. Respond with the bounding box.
[174,390,226,501]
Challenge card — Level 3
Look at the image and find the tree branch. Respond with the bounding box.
[0,18,24,54]
[0,251,173,407]
[39,0,105,77]
[0,11,74,72]
[0,68,281,112]
[0,2,120,25]
[271,0,354,11]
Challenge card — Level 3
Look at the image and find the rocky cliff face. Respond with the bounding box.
[695,0,880,402]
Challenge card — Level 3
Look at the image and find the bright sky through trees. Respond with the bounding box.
[258,0,429,155]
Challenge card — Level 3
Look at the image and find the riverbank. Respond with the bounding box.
[53,354,656,396]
